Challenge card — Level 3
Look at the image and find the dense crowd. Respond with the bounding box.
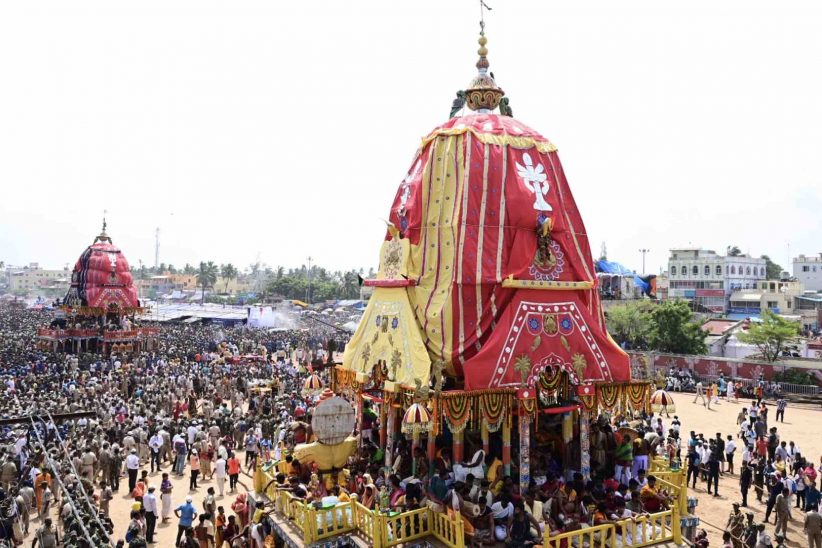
[0,304,346,547]
[685,385,822,547]
[5,301,821,548]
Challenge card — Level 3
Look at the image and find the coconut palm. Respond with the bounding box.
[221,263,238,294]
[196,261,219,304]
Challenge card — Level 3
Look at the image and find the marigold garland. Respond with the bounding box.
[442,395,472,434]
[625,383,648,409]
[598,384,620,410]
[578,391,597,412]
[480,392,510,432]
[538,367,563,392]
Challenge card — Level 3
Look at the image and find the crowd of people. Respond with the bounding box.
[4,300,822,548]
[684,384,822,547]
[0,304,346,547]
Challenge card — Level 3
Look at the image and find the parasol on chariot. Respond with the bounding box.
[650,389,676,414]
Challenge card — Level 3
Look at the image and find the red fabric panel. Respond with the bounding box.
[67,241,140,310]
[462,289,630,390]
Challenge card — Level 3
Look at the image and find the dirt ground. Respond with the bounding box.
[21,390,822,547]
[663,391,822,547]
[23,450,255,547]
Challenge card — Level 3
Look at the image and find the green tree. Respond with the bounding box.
[196,261,219,304]
[605,302,653,349]
[736,309,800,362]
[648,300,708,354]
[183,263,196,275]
[760,255,783,280]
[221,263,238,293]
[342,270,360,299]
[726,245,742,257]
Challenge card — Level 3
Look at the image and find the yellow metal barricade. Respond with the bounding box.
[310,502,356,542]
[543,522,616,548]
[353,502,382,548]
[381,507,430,547]
[429,509,465,548]
[614,508,676,547]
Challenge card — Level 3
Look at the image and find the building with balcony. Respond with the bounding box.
[794,292,822,332]
[794,254,822,291]
[6,263,71,296]
[728,280,804,317]
[667,248,766,313]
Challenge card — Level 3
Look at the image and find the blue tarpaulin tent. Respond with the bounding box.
[595,260,650,293]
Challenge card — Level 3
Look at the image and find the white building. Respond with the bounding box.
[667,248,766,313]
[793,254,822,292]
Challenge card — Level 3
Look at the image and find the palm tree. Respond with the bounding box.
[221,263,238,294]
[183,263,196,275]
[196,261,219,304]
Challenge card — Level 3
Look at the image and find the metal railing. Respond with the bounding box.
[544,509,679,548]
[382,506,430,546]
[353,501,382,548]
[698,374,819,396]
[311,501,355,542]
[430,507,465,548]
[256,466,679,548]
[544,522,615,548]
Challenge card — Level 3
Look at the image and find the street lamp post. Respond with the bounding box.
[638,249,650,275]
[306,256,313,304]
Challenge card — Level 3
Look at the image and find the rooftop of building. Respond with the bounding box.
[794,254,822,262]
[702,318,741,336]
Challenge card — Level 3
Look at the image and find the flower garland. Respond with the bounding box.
[624,383,648,410]
[579,390,597,411]
[598,384,620,410]
[480,392,510,432]
[442,395,472,434]
[538,367,563,392]
[519,396,537,424]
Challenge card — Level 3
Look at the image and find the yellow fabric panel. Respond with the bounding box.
[407,134,463,368]
[341,287,431,388]
[291,437,358,470]
[421,126,557,153]
[376,234,410,280]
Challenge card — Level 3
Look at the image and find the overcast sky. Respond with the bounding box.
[1,1,820,275]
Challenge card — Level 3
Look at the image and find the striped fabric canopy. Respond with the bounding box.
[650,389,676,413]
[401,403,433,436]
[302,374,323,396]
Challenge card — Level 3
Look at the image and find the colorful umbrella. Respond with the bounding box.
[401,403,433,436]
[649,389,676,413]
[302,374,323,397]
[617,426,639,443]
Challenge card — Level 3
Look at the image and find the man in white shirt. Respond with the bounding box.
[214,456,227,496]
[724,435,737,474]
[143,485,159,543]
[125,449,140,493]
[13,435,27,457]
[741,445,752,468]
[186,423,198,445]
[149,432,164,473]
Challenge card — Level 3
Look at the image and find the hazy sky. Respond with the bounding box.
[1,1,821,275]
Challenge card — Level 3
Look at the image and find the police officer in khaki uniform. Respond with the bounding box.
[726,502,745,548]
[805,508,822,548]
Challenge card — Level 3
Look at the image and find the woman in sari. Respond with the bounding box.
[361,474,377,509]
[388,475,405,509]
